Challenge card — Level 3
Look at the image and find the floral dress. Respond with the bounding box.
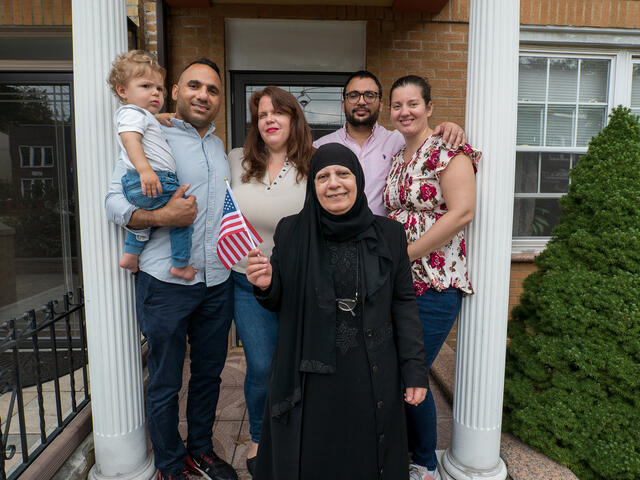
[383,135,481,296]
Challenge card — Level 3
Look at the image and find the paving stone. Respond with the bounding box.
[212,420,241,466]
[501,433,578,480]
[216,386,246,421]
[231,420,251,471]
[220,353,246,387]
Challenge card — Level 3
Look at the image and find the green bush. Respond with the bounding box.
[503,107,640,480]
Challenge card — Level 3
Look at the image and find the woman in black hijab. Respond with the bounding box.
[246,143,428,480]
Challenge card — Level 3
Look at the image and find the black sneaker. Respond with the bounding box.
[186,449,238,480]
[157,470,189,480]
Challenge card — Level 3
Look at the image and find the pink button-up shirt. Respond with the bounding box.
[314,123,405,216]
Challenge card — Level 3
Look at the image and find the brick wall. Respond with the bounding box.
[522,0,640,28]
[509,256,538,315]
[0,0,71,25]
[126,0,159,55]
[162,1,565,317]
[166,0,470,150]
[143,1,159,56]
[127,0,142,26]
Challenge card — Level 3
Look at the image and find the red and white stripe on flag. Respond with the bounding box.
[217,211,262,270]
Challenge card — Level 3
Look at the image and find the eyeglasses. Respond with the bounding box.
[344,90,380,104]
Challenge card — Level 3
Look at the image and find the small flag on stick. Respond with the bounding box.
[217,180,262,270]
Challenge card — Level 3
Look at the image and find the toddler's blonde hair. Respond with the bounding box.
[107,50,166,101]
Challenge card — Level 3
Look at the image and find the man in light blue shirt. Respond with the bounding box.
[105,58,237,480]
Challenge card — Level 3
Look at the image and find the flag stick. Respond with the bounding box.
[224,178,258,250]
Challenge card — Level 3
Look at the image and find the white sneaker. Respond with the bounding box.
[409,463,439,480]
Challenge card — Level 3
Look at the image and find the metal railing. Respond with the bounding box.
[0,289,89,480]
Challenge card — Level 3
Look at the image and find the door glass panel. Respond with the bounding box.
[0,79,79,321]
[244,85,345,141]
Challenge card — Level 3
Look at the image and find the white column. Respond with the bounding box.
[440,0,519,479]
[72,1,156,479]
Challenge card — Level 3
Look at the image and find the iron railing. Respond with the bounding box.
[0,288,89,480]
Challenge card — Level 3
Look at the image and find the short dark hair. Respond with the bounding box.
[182,57,221,78]
[343,70,383,97]
[389,75,431,105]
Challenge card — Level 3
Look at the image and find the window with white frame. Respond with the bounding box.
[514,53,612,239]
[632,59,640,116]
[19,145,54,167]
[21,177,53,197]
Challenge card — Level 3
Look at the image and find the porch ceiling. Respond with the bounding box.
[164,0,449,14]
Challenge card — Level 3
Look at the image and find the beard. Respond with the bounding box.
[175,98,215,129]
[345,105,380,128]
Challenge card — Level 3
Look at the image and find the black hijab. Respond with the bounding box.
[268,143,392,420]
[310,143,374,241]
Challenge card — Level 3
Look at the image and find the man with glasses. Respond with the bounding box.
[314,70,465,215]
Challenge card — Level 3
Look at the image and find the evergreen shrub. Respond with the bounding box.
[503,107,640,480]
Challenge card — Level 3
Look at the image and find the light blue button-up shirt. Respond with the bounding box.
[105,118,230,287]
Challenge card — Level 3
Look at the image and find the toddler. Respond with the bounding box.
[108,50,196,280]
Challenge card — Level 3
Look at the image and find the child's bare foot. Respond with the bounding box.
[120,253,139,272]
[170,265,197,281]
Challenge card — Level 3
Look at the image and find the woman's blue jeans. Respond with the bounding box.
[232,271,278,444]
[406,287,462,470]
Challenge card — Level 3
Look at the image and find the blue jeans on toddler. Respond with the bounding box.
[121,169,193,268]
[231,271,278,444]
[405,286,463,471]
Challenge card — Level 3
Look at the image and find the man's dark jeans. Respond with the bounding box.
[135,271,233,475]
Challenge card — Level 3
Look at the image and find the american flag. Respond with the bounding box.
[217,185,262,270]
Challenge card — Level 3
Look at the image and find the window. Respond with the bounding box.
[514,53,612,240]
[0,72,80,323]
[632,60,640,117]
[21,177,53,197]
[19,145,54,167]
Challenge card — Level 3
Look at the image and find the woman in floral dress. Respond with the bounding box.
[383,75,481,480]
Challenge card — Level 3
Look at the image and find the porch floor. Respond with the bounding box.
[178,350,453,479]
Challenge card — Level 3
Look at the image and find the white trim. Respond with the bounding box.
[516,145,586,153]
[514,192,565,199]
[511,237,549,254]
[614,50,634,107]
